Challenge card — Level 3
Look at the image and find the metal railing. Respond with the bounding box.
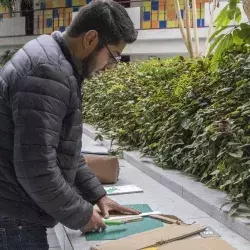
[0,0,207,38]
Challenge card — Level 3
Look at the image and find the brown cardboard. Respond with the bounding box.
[92,224,206,250]
[150,238,236,250]
[84,154,119,184]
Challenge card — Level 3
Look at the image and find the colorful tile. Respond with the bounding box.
[159,20,167,28]
[66,0,72,7]
[152,20,159,28]
[52,0,59,8]
[142,21,151,29]
[58,0,66,7]
[59,26,66,32]
[152,11,158,21]
[143,11,151,21]
[159,10,165,20]
[65,7,72,13]
[159,1,165,10]
[53,9,59,18]
[152,1,159,10]
[46,0,53,8]
[79,0,87,5]
[46,18,53,27]
[143,1,151,12]
[72,0,79,5]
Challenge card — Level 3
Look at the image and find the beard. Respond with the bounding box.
[73,49,99,79]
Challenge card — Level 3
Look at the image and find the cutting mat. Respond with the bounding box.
[85,204,164,241]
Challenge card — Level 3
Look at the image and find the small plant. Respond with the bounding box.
[208,0,250,70]
[0,49,17,65]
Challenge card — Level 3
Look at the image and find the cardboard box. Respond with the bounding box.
[92,224,206,250]
[84,154,119,184]
[145,238,236,250]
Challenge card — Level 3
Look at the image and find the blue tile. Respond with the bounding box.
[59,26,65,32]
[47,18,52,27]
[53,9,59,18]
[40,1,46,9]
[159,21,166,28]
[152,1,159,10]
[73,7,79,12]
[66,0,72,7]
[181,9,184,19]
[197,19,201,27]
[143,12,151,21]
[201,18,205,27]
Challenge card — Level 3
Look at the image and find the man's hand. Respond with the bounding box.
[80,210,106,234]
[97,196,140,219]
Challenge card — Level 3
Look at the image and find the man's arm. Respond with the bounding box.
[12,65,93,230]
[75,154,106,204]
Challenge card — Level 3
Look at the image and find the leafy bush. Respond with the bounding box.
[0,49,17,66]
[83,46,250,204]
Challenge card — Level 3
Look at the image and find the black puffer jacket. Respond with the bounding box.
[0,32,106,229]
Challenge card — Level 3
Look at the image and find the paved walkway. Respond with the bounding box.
[54,133,250,250]
[47,228,61,250]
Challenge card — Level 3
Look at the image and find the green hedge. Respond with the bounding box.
[83,47,250,204]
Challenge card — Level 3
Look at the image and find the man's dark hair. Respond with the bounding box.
[66,0,138,45]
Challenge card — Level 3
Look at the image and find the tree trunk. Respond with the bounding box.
[243,0,250,22]
[184,0,194,58]
[174,0,191,56]
[192,0,200,56]
[204,0,218,56]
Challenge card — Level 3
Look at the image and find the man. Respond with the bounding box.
[0,0,138,249]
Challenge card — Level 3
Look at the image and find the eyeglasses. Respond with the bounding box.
[104,44,121,65]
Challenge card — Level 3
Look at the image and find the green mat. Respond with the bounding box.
[85,204,164,241]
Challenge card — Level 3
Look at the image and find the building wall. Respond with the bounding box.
[0,2,25,37]
[0,0,210,37]
[0,0,248,59]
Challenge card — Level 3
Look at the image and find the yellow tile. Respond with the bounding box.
[45,10,52,18]
[53,0,59,7]
[59,18,64,26]
[152,11,158,21]
[142,21,151,29]
[143,2,151,12]
[45,27,53,34]
[58,0,66,7]
[196,10,201,19]
[143,1,151,8]
[65,7,72,13]
[72,0,79,5]
[159,10,165,20]
[168,20,178,28]
[79,0,86,6]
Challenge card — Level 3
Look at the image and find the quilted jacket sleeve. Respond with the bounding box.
[75,154,106,204]
[12,64,93,230]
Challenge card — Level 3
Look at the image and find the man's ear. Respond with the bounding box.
[83,30,99,50]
